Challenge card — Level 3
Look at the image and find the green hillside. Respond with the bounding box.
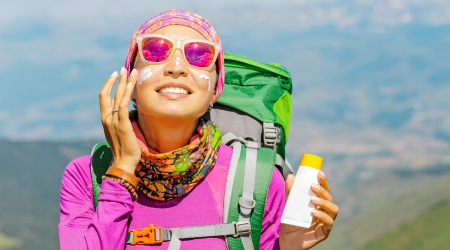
[313,173,450,250]
[0,233,19,249]
[360,199,450,250]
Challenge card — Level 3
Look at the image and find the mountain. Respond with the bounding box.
[314,171,450,250]
[359,198,450,250]
[0,140,96,250]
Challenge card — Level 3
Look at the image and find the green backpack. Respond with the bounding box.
[90,53,293,250]
[210,53,293,176]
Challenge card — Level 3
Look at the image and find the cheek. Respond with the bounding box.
[199,74,212,91]
[137,68,153,85]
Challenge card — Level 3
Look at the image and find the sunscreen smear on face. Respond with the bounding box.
[281,154,323,228]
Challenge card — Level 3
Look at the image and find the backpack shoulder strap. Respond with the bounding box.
[223,140,277,250]
[223,132,293,179]
[90,142,113,210]
[123,140,277,249]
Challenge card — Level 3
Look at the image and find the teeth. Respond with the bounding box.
[159,87,189,94]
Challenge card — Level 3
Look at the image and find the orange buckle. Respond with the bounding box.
[130,224,163,245]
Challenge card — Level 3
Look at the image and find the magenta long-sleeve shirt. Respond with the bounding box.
[59,144,285,249]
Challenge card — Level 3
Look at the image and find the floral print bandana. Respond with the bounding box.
[130,112,222,201]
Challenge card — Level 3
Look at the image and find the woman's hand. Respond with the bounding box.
[99,67,141,174]
[279,171,339,250]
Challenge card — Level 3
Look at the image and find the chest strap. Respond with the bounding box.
[126,222,251,246]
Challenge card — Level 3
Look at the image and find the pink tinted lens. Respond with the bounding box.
[184,42,215,67]
[141,37,173,62]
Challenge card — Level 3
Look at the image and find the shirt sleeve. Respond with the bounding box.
[260,168,285,250]
[58,156,134,250]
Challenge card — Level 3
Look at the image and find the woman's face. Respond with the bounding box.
[133,25,218,122]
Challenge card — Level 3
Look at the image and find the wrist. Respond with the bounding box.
[279,235,306,250]
[106,166,140,189]
[102,175,138,201]
[112,161,138,174]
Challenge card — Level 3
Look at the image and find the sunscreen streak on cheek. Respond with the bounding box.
[137,68,152,85]
[199,74,211,91]
[175,57,182,69]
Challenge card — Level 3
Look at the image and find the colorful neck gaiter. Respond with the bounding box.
[131,113,222,201]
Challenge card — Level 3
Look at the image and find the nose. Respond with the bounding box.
[164,49,187,78]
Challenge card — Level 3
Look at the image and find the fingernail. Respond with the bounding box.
[110,71,118,77]
[311,209,320,215]
[311,183,320,191]
[120,67,126,76]
[319,171,326,178]
[126,82,132,90]
[130,69,137,77]
[310,196,320,203]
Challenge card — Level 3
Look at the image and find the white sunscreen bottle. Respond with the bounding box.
[281,154,323,228]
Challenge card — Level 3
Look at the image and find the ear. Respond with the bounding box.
[210,88,218,104]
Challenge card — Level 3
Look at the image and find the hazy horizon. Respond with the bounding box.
[2,0,449,170]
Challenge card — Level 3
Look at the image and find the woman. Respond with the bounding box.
[59,10,339,249]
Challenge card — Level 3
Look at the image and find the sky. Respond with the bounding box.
[1,0,450,174]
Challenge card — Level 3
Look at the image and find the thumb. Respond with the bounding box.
[285,174,295,204]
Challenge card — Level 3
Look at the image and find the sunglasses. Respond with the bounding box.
[135,34,221,70]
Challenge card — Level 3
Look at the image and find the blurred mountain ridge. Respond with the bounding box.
[0,139,97,250]
[359,198,450,250]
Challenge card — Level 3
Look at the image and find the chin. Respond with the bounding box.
[144,103,205,120]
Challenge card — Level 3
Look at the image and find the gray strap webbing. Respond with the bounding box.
[239,142,258,218]
[224,141,243,223]
[285,158,294,175]
[239,231,254,250]
[222,132,239,146]
[237,140,259,250]
[167,234,181,250]
[126,222,252,244]
[169,223,245,239]
[275,154,294,179]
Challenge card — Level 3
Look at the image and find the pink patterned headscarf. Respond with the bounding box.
[124,10,224,100]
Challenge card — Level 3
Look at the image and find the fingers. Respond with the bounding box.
[100,71,119,122]
[311,196,339,219]
[113,67,129,110]
[311,209,334,228]
[284,174,295,203]
[318,171,330,193]
[118,70,138,121]
[311,183,332,203]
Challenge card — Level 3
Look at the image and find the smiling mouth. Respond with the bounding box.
[156,87,191,95]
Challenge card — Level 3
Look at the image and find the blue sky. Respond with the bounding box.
[1,0,450,173]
